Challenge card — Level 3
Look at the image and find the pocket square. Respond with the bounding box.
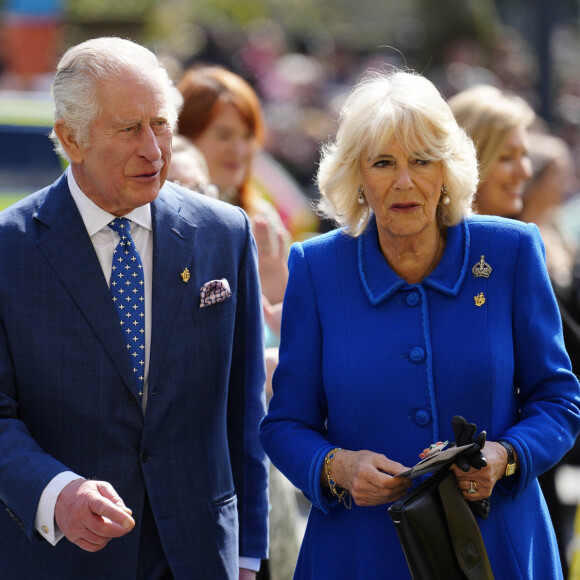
[199,278,232,308]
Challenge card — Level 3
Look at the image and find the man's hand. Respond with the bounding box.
[239,568,256,580]
[54,479,135,552]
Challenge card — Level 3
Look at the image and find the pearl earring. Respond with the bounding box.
[441,184,450,206]
[358,186,365,205]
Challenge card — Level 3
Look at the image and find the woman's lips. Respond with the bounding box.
[391,202,420,212]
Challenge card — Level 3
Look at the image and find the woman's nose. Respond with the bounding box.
[515,155,533,181]
[393,165,414,190]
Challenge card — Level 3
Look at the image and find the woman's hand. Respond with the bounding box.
[450,441,512,500]
[324,449,412,506]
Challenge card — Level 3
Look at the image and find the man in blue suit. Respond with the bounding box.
[0,37,268,579]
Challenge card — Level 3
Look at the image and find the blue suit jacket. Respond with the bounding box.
[0,175,269,579]
[261,215,580,579]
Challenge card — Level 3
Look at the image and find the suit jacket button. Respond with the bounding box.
[128,394,138,405]
[140,450,150,462]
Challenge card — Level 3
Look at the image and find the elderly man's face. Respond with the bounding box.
[67,71,173,216]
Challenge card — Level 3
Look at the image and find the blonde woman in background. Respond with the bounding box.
[449,84,534,218]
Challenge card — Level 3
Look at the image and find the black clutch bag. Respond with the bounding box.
[388,467,494,580]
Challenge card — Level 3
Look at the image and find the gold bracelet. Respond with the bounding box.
[324,448,352,509]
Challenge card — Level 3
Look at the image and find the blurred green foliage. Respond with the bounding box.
[67,0,153,20]
[64,0,495,69]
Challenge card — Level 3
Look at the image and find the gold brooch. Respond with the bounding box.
[474,292,486,307]
[472,255,492,278]
[180,268,190,283]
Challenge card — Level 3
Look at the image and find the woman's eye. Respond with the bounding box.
[374,159,393,168]
[414,159,429,166]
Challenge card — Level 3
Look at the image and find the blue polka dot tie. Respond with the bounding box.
[108,217,146,398]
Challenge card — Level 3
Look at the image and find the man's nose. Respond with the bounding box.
[137,126,162,161]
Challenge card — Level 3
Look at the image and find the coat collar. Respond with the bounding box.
[358,216,470,306]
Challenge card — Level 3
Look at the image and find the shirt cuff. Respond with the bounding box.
[35,472,84,545]
[239,557,261,572]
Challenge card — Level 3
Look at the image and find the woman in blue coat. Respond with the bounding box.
[259,68,580,579]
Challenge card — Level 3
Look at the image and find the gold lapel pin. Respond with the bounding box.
[474,292,486,307]
[472,255,492,278]
[180,268,190,283]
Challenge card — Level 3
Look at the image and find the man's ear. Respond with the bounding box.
[54,119,84,164]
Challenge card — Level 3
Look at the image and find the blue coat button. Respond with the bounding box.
[415,410,430,425]
[406,292,420,307]
[409,346,425,362]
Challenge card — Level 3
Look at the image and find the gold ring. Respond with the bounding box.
[467,481,477,494]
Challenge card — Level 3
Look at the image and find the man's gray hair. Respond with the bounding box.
[50,37,178,160]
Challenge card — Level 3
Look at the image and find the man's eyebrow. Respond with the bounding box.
[111,116,139,127]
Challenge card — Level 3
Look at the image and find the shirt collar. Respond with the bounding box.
[67,167,153,236]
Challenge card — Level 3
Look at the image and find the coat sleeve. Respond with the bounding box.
[501,223,580,496]
[0,318,70,540]
[259,242,338,514]
[228,208,270,559]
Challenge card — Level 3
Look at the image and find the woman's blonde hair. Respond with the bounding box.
[448,85,535,182]
[316,68,478,236]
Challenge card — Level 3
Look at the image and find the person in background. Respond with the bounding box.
[448,84,534,218]
[0,37,268,579]
[520,131,580,575]
[167,134,218,198]
[520,132,580,327]
[176,64,290,307]
[259,68,580,579]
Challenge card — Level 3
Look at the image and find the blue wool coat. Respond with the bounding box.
[260,215,580,579]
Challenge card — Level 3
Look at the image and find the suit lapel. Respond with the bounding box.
[148,189,197,389]
[34,176,143,398]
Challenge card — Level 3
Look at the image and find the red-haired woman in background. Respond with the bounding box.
[177,65,289,306]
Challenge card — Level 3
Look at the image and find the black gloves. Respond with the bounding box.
[451,415,490,519]
[451,415,487,472]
